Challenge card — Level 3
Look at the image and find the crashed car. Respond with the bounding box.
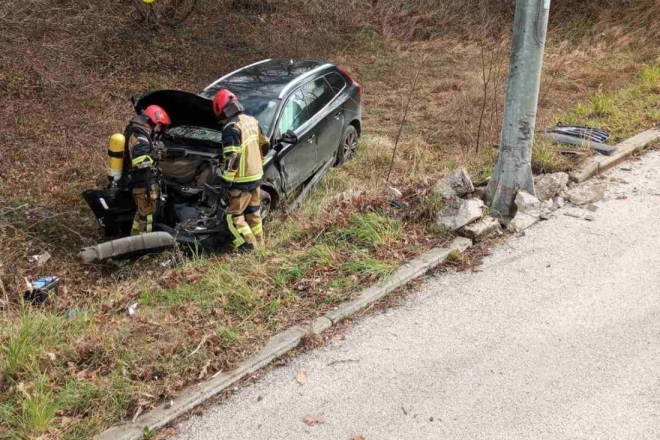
[81,59,363,262]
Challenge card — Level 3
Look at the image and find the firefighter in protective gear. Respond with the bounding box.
[213,89,270,251]
[124,105,171,235]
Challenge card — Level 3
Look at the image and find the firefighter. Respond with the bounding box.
[124,105,171,235]
[213,89,270,251]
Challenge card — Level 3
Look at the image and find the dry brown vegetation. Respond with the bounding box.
[1,0,660,438]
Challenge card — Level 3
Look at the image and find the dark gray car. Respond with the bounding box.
[82,59,363,255]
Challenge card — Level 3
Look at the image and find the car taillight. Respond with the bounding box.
[338,65,363,99]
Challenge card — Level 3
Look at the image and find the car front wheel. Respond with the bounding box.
[335,125,359,166]
[260,189,272,222]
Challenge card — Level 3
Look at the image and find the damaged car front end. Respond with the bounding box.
[80,90,275,262]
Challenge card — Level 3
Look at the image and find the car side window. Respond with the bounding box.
[278,89,310,134]
[302,77,335,119]
[325,72,346,96]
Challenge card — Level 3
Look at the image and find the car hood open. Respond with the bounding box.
[133,90,219,130]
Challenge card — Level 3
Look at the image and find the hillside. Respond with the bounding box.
[1,1,659,439]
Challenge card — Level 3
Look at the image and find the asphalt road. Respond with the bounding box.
[172,151,660,440]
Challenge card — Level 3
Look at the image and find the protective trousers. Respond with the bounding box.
[131,170,159,236]
[226,187,263,249]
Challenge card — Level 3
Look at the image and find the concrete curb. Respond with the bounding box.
[94,237,473,440]
[570,128,660,183]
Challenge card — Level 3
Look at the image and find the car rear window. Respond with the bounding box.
[325,72,346,95]
[302,77,335,118]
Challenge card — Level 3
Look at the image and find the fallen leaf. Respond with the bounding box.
[351,436,365,440]
[47,352,56,361]
[295,371,308,385]
[198,360,211,380]
[303,413,324,426]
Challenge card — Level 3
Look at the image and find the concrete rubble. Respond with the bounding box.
[463,217,502,242]
[508,191,553,233]
[568,184,606,205]
[436,198,484,232]
[535,172,569,201]
[434,169,474,199]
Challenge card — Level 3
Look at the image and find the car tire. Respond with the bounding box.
[260,189,272,222]
[335,125,359,166]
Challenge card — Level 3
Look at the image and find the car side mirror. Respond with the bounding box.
[278,130,298,145]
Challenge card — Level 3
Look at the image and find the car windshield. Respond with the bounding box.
[241,97,278,135]
[166,126,223,144]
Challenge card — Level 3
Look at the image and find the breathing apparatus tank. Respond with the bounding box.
[107,134,126,185]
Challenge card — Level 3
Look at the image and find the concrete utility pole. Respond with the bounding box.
[486,0,551,218]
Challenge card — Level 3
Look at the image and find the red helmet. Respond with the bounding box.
[144,105,171,127]
[213,89,236,117]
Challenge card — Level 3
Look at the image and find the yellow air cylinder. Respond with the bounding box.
[107,133,126,183]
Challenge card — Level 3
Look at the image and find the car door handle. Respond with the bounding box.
[333,112,341,120]
[308,134,316,143]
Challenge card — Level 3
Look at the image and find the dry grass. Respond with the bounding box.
[1,0,660,438]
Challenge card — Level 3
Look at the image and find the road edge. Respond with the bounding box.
[94,237,473,440]
[570,128,660,183]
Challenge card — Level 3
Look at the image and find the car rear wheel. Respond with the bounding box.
[335,125,359,166]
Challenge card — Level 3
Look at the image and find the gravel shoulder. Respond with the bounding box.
[172,151,660,440]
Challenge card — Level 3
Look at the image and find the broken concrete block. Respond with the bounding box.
[434,169,474,199]
[508,190,553,233]
[568,184,606,205]
[515,191,542,213]
[553,196,565,209]
[462,217,501,242]
[436,198,484,232]
[585,214,596,221]
[508,211,539,233]
[535,172,569,201]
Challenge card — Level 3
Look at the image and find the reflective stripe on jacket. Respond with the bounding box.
[221,114,269,184]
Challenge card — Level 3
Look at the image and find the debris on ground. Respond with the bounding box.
[295,371,308,385]
[433,168,474,199]
[28,252,51,266]
[564,212,582,219]
[568,184,606,205]
[462,217,501,242]
[23,276,60,305]
[585,214,596,222]
[508,191,547,233]
[586,204,599,212]
[436,198,484,232]
[303,413,325,426]
[535,172,569,201]
[386,186,403,199]
[127,302,139,317]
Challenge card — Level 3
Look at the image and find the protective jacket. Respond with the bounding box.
[123,114,160,235]
[124,114,158,186]
[221,113,270,190]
